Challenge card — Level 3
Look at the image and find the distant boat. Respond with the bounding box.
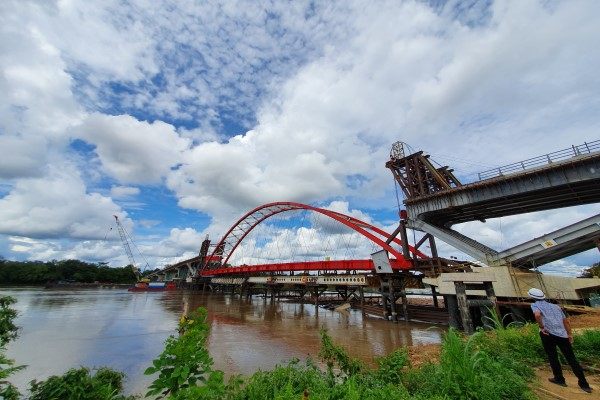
[128,281,177,292]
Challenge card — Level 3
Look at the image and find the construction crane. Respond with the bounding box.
[113,215,148,280]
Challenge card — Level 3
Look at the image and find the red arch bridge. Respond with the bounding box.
[149,202,465,283]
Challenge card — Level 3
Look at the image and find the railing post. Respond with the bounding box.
[584,142,590,153]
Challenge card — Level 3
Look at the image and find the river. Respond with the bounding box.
[2,287,444,395]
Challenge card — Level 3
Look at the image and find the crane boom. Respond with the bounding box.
[114,215,140,278]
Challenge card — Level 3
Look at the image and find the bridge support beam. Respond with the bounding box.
[445,295,460,329]
[379,274,409,322]
[451,278,498,334]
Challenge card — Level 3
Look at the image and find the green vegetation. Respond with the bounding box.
[573,329,600,369]
[581,262,600,278]
[0,259,137,284]
[144,308,219,398]
[0,296,25,400]
[29,367,135,400]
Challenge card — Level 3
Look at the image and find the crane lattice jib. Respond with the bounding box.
[201,202,428,275]
[114,216,135,267]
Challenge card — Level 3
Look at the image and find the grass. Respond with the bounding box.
[400,328,536,400]
[573,329,600,369]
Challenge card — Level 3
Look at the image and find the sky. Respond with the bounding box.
[1,0,599,276]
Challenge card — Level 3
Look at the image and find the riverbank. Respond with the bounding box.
[44,282,133,289]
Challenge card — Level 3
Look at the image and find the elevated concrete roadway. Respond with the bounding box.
[406,152,600,227]
[148,256,201,282]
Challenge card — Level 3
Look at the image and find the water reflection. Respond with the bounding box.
[2,288,444,395]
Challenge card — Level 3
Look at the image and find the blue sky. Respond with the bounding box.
[0,0,598,276]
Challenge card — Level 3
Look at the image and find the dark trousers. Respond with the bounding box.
[540,332,588,387]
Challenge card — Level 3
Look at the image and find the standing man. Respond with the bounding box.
[529,288,593,393]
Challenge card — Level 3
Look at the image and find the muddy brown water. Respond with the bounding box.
[2,287,444,395]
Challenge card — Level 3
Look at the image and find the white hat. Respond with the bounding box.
[528,288,545,300]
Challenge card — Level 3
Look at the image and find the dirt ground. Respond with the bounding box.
[406,343,440,368]
[534,367,598,399]
[569,312,600,330]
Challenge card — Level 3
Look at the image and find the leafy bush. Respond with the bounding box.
[0,352,23,400]
[0,296,24,400]
[170,370,240,400]
[318,329,364,380]
[145,308,215,398]
[372,348,409,385]
[29,367,133,400]
[232,359,329,400]
[0,297,19,347]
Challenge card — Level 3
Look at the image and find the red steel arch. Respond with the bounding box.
[201,202,428,276]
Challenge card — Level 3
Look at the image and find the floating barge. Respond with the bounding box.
[128,281,177,292]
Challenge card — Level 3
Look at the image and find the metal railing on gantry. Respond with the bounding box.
[477,140,600,181]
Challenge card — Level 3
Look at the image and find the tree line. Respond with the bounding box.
[0,259,139,284]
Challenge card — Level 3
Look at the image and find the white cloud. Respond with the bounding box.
[0,1,83,179]
[0,164,130,239]
[110,186,140,199]
[538,257,594,278]
[75,114,190,184]
[138,219,160,229]
[9,236,125,265]
[167,137,344,219]
[229,222,377,266]
[167,0,600,225]
[5,0,353,126]
[131,227,205,268]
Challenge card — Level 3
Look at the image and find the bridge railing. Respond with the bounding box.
[477,139,600,181]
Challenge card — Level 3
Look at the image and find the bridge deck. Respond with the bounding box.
[406,152,600,226]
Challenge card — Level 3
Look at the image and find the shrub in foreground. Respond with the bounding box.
[145,308,215,398]
[29,367,133,400]
[0,296,24,400]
